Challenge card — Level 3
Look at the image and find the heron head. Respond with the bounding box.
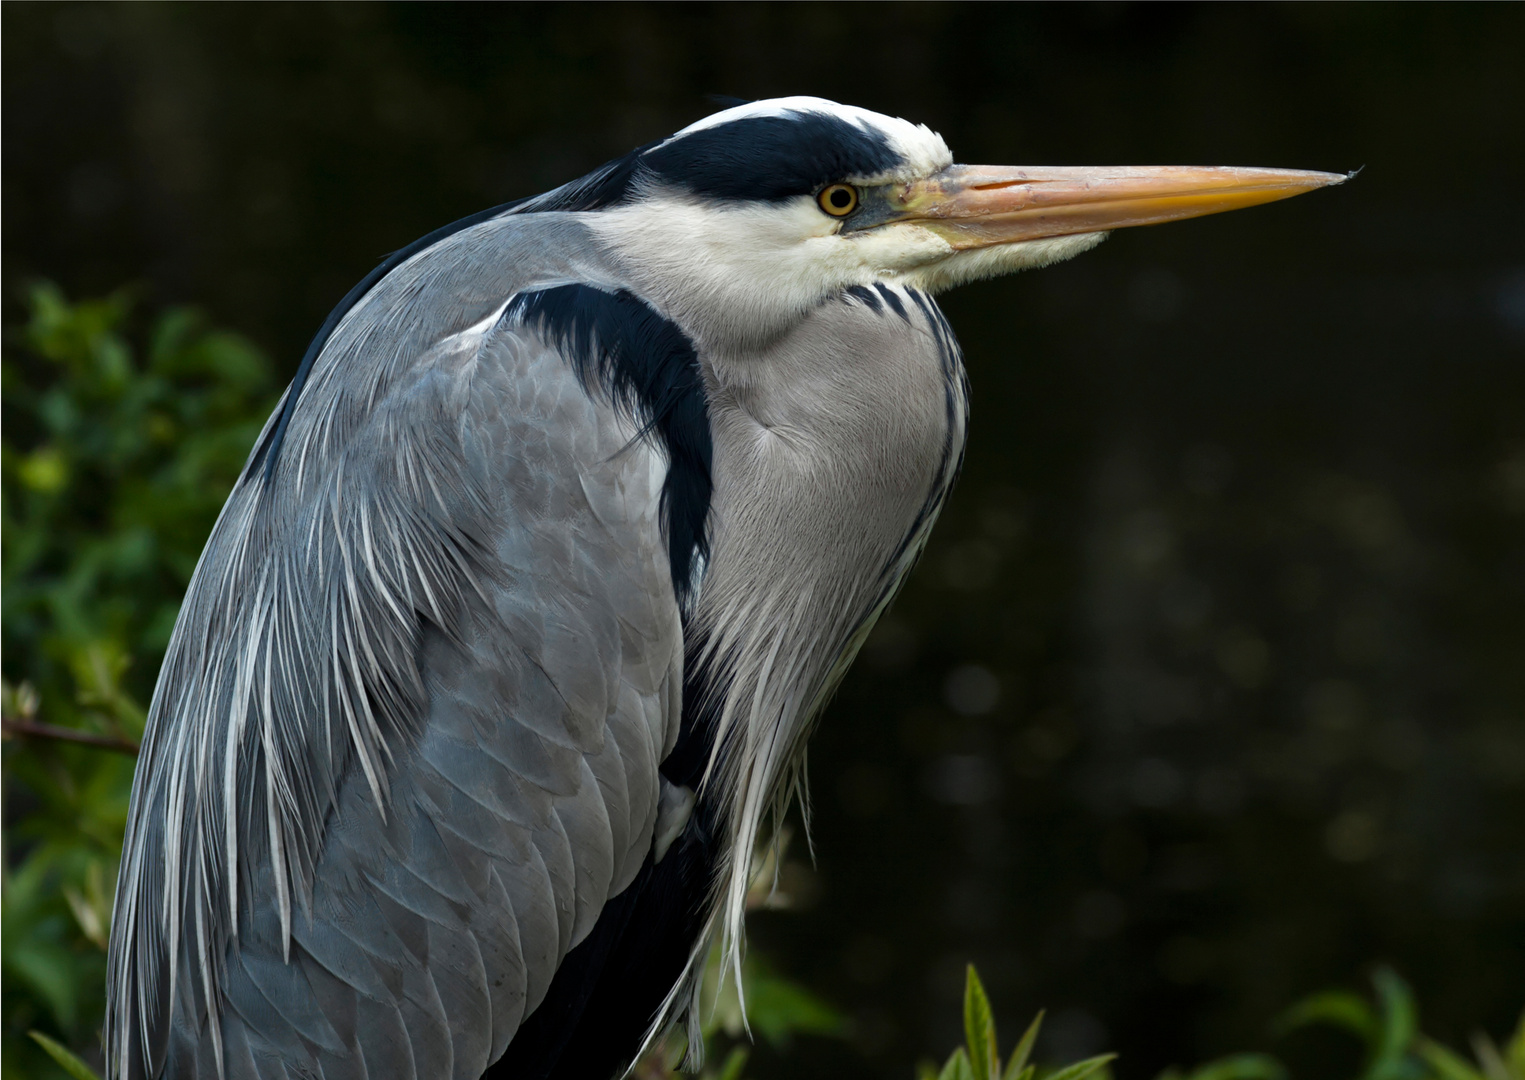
[578,96,1346,349]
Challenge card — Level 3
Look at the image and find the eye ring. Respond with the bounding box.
[817,183,859,217]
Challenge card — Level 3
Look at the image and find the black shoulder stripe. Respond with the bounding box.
[503,284,713,610]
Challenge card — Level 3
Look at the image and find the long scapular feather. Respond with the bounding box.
[105,364,492,1078]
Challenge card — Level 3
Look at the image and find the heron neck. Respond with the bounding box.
[683,283,969,952]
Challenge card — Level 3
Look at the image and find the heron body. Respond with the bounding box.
[106,98,1343,1080]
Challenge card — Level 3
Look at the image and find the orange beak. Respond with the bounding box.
[878,164,1350,247]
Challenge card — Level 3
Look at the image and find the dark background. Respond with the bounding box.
[5,3,1524,1077]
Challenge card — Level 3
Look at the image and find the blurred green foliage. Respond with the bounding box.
[1273,969,1525,1080]
[2,282,276,696]
[2,283,276,1079]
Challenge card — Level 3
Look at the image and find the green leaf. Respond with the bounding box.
[1503,1011,1525,1078]
[1415,1036,1486,1080]
[1043,1053,1118,1080]
[1370,967,1418,1075]
[918,1062,944,1080]
[1278,990,1378,1042]
[1472,1032,1520,1080]
[1182,1053,1289,1080]
[965,965,998,1080]
[941,1047,977,1080]
[1003,1011,1045,1080]
[28,1031,103,1080]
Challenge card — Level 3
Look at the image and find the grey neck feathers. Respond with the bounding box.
[687,283,969,974]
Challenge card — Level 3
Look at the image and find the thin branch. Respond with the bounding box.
[1,715,140,756]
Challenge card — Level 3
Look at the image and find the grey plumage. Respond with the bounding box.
[106,96,1344,1080]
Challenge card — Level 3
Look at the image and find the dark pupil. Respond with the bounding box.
[829,188,852,208]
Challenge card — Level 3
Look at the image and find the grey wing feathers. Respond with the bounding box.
[106,217,684,1079]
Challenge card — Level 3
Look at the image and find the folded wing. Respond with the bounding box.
[107,221,687,1080]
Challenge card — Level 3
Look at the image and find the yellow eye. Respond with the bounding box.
[817,184,859,217]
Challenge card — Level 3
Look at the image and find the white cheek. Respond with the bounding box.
[592,196,872,345]
[837,224,954,277]
[898,232,1110,294]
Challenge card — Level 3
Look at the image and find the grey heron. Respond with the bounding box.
[104,96,1345,1080]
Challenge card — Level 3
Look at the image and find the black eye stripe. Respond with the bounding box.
[642,111,902,202]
